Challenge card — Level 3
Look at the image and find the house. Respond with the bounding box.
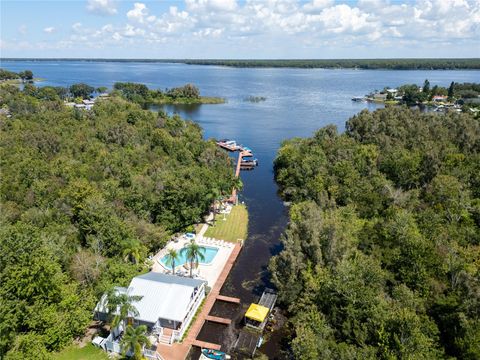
[373,93,387,101]
[82,99,95,110]
[433,95,448,102]
[93,272,206,356]
[386,88,398,96]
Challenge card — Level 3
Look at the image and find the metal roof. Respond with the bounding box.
[95,272,205,324]
[128,272,205,324]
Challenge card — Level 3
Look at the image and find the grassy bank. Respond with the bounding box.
[53,344,109,360]
[204,204,248,242]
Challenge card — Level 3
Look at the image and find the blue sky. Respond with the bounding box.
[1,0,479,59]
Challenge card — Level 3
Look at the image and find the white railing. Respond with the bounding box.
[173,289,206,341]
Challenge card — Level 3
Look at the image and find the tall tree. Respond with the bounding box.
[106,290,142,330]
[448,81,455,99]
[422,79,430,94]
[120,325,150,360]
[164,248,180,274]
[184,241,206,277]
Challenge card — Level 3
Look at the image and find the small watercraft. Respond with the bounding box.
[216,139,240,151]
[241,157,258,167]
[351,96,365,102]
[200,348,231,360]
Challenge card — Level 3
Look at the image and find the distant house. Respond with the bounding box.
[433,95,448,102]
[373,93,387,101]
[386,88,398,96]
[82,99,95,110]
[93,272,206,356]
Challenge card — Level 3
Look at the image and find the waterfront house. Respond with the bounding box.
[93,272,206,356]
[433,95,448,102]
[373,93,387,101]
[386,88,398,96]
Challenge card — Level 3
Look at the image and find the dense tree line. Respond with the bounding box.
[394,80,480,105]
[270,107,480,359]
[182,58,480,70]
[113,82,216,107]
[0,84,235,358]
[0,68,33,81]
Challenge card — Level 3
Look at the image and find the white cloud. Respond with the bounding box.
[44,27,56,34]
[303,0,334,12]
[72,22,83,33]
[8,0,477,57]
[186,0,237,12]
[127,3,150,23]
[18,25,27,35]
[86,0,117,16]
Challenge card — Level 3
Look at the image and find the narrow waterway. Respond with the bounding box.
[3,60,480,358]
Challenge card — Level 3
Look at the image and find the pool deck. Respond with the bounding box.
[157,242,242,360]
[151,234,235,288]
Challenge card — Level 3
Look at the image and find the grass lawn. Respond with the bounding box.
[204,204,248,242]
[53,344,110,360]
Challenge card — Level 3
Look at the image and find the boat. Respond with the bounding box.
[240,156,258,167]
[351,96,366,102]
[200,348,231,360]
[244,288,277,331]
[216,139,240,151]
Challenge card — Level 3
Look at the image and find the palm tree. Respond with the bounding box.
[121,325,150,360]
[106,290,143,330]
[164,248,180,274]
[184,241,206,278]
[122,239,144,264]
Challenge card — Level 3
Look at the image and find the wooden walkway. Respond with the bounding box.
[192,340,221,350]
[157,243,242,360]
[205,315,232,325]
[216,295,241,304]
[229,150,252,203]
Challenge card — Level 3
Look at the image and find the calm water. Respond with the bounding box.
[2,60,480,358]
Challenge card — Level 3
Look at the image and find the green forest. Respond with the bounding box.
[0,84,235,358]
[271,107,480,359]
[182,58,480,70]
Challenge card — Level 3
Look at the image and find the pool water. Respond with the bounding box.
[160,246,219,270]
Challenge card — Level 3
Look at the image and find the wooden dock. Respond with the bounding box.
[192,340,222,350]
[216,295,241,304]
[205,315,232,325]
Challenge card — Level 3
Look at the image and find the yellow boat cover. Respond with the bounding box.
[245,304,269,322]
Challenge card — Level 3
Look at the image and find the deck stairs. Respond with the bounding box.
[158,328,173,345]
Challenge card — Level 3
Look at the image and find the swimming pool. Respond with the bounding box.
[159,246,219,270]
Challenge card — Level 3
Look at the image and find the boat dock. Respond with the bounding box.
[245,288,278,331]
[205,315,232,325]
[216,138,258,204]
[233,331,262,358]
[258,288,278,312]
[192,340,221,351]
[216,295,241,304]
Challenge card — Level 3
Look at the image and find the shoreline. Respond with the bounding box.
[2,58,480,70]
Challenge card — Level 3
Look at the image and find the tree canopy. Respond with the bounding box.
[0,83,235,358]
[271,107,480,359]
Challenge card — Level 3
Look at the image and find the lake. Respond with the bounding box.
[2,60,480,358]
